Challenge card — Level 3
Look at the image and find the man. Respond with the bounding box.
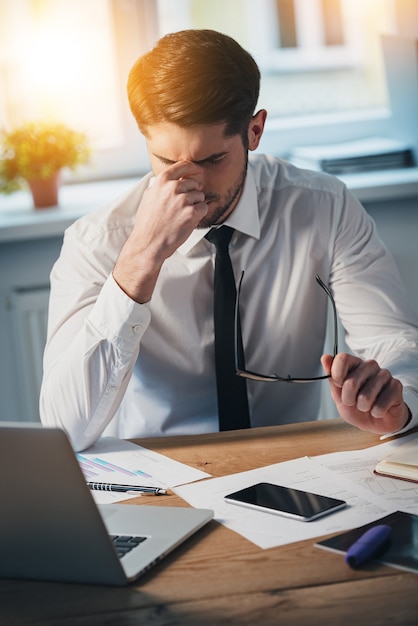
[40,29,418,451]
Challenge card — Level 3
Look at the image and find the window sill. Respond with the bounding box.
[338,167,418,203]
[0,178,139,243]
[1,166,417,244]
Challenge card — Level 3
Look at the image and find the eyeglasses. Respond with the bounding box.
[234,271,338,383]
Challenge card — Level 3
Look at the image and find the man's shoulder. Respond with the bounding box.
[249,153,346,197]
[66,173,153,244]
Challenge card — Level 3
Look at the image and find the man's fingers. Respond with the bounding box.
[354,367,392,413]
[163,160,203,181]
[369,377,404,418]
[328,352,361,386]
[320,353,333,376]
[322,352,408,434]
[156,161,206,207]
[325,352,403,416]
[177,177,203,193]
[336,359,392,411]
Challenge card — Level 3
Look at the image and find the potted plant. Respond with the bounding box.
[0,121,91,208]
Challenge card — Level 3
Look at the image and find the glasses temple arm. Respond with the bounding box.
[315,274,338,357]
[234,271,245,371]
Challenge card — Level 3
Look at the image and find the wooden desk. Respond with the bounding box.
[1,420,417,625]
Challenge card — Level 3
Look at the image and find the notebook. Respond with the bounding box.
[0,423,213,586]
[374,437,418,484]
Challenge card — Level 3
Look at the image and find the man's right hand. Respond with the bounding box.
[113,161,208,303]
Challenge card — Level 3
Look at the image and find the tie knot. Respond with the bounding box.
[205,226,234,252]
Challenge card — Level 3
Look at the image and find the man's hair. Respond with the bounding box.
[127,29,260,139]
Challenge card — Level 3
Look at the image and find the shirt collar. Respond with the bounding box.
[178,165,260,255]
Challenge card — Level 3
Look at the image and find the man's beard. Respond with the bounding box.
[197,156,248,229]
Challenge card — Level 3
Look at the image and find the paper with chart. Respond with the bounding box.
[77,437,211,504]
[174,455,395,549]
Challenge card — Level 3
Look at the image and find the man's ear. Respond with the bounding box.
[248,109,267,151]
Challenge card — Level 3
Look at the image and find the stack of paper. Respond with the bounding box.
[288,137,414,174]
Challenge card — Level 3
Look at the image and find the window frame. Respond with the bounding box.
[246,0,363,73]
[0,0,405,184]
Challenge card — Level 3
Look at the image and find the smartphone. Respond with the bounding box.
[224,482,346,521]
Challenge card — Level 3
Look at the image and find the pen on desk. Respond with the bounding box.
[345,524,392,568]
[87,482,167,495]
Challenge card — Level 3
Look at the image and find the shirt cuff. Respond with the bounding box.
[87,273,151,354]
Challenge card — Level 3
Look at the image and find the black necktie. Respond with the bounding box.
[206,226,250,430]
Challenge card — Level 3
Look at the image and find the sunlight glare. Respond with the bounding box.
[26,28,84,93]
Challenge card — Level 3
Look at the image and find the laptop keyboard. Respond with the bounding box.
[111,534,147,558]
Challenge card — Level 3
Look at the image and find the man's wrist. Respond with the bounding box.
[112,267,159,304]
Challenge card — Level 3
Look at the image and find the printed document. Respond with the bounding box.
[175,433,418,549]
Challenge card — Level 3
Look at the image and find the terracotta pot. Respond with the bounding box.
[28,171,61,209]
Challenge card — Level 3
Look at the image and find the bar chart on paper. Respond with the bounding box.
[77,454,153,481]
[76,437,211,489]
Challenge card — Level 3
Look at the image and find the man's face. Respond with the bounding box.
[145,121,249,228]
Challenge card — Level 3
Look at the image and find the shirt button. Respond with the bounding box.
[107,386,117,394]
[132,324,143,334]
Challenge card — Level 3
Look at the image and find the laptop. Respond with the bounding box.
[0,423,213,586]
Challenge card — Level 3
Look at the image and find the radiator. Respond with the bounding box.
[11,287,50,421]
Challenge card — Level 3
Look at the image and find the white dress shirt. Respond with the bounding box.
[40,154,418,450]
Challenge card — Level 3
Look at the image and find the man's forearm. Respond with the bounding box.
[40,322,140,451]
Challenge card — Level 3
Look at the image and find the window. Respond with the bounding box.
[0,0,158,180]
[157,0,396,117]
[0,0,401,181]
[254,0,353,70]
[0,2,124,142]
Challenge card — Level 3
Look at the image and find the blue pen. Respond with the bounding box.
[345,524,392,568]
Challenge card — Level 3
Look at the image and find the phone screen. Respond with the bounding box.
[224,482,346,521]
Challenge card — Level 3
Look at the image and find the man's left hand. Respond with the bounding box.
[321,353,410,435]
